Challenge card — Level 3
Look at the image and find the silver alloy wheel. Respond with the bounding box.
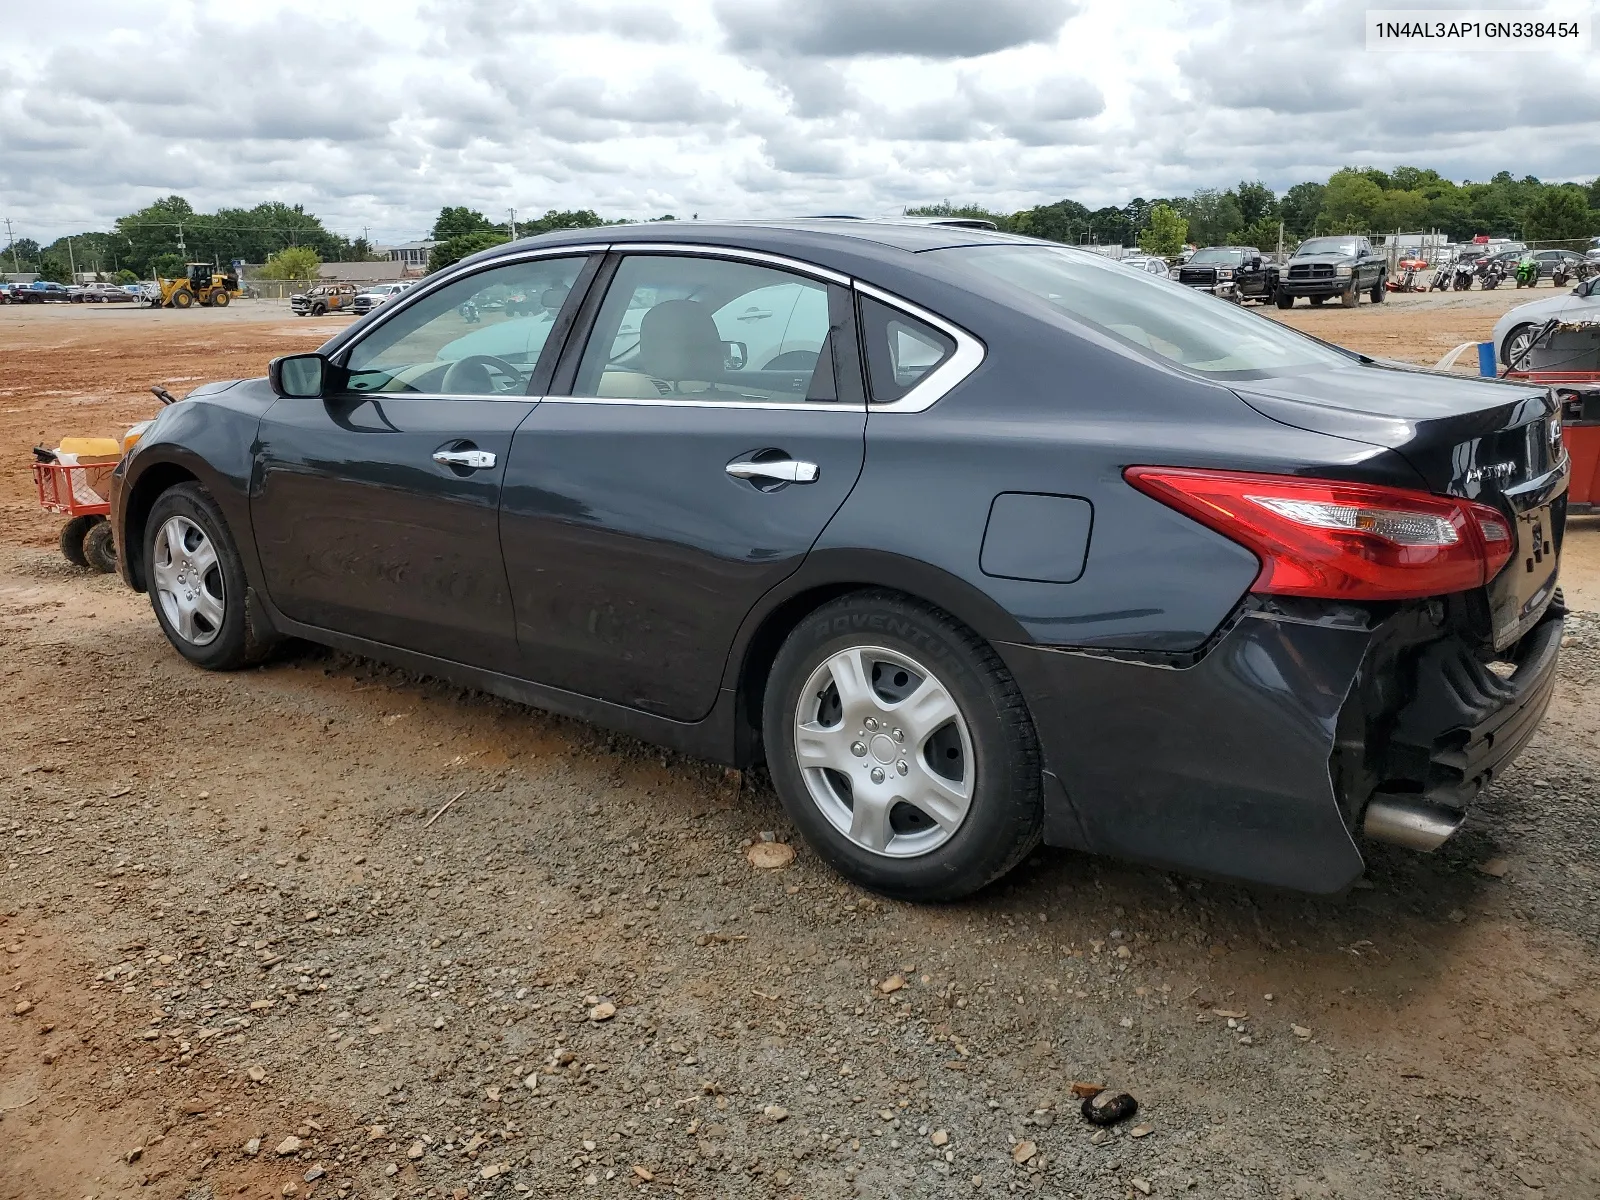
[1504,324,1536,371]
[151,514,225,646]
[793,644,975,858]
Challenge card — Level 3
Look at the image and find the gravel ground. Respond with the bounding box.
[3,298,1599,1200]
[2,554,1598,1200]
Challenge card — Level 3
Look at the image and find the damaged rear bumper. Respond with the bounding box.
[999,594,1562,894]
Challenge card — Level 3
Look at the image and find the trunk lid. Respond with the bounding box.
[1236,362,1568,648]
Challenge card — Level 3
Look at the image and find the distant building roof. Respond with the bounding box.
[319,261,405,283]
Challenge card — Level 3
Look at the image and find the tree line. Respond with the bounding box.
[8,168,1596,283]
[911,167,1600,257]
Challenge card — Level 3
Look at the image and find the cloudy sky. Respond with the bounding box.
[2,0,1596,244]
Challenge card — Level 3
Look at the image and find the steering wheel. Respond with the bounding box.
[440,354,523,395]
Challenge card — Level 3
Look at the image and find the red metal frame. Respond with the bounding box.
[1504,368,1600,512]
[32,461,112,517]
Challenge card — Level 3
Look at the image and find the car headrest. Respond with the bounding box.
[637,299,723,381]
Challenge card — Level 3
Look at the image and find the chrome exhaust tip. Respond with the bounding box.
[1362,795,1465,853]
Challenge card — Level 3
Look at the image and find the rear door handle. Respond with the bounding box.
[726,458,819,483]
[433,449,496,469]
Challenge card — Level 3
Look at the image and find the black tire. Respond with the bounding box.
[1340,282,1359,308]
[763,590,1042,901]
[211,289,230,307]
[59,515,96,567]
[1309,295,1325,306]
[1501,323,1536,372]
[1275,290,1294,309]
[1370,275,1386,302]
[171,289,193,309]
[82,519,117,573]
[311,302,327,316]
[143,482,275,670]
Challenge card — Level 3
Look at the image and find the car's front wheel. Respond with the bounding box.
[144,483,274,670]
[1276,290,1294,309]
[763,591,1042,901]
[1501,322,1538,371]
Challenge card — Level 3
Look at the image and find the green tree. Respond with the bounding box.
[113,268,139,285]
[1319,170,1385,231]
[1280,182,1326,237]
[1375,189,1430,231]
[1176,189,1244,246]
[1010,198,1092,243]
[150,253,186,280]
[432,207,496,239]
[524,208,609,235]
[904,202,1012,229]
[1235,181,1277,227]
[1238,216,1283,256]
[258,246,322,282]
[428,230,510,273]
[1138,204,1188,256]
[1524,186,1598,241]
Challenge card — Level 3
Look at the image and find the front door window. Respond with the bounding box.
[343,257,586,395]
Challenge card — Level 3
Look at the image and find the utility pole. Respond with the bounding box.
[176,222,187,259]
[508,208,517,240]
[66,236,77,281]
[4,217,19,274]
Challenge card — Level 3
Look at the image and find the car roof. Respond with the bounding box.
[458,218,1046,278]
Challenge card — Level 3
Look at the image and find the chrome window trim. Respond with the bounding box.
[611,243,851,287]
[336,243,611,361]
[540,395,863,413]
[852,281,986,414]
[334,390,541,404]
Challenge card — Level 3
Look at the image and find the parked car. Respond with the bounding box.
[1276,236,1387,307]
[1493,275,1600,368]
[351,281,414,315]
[13,280,73,303]
[1524,249,1586,280]
[109,221,1567,901]
[290,283,358,316]
[1120,255,1172,277]
[79,282,136,303]
[1173,246,1277,302]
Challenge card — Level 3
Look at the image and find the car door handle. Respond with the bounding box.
[433,449,496,469]
[726,458,819,483]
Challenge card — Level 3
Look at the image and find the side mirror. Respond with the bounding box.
[269,353,328,398]
[723,340,748,370]
[1579,278,1599,298]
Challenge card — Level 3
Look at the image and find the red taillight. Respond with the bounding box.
[1124,467,1514,601]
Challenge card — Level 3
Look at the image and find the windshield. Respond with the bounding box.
[1294,238,1359,257]
[1188,249,1246,266]
[941,244,1350,378]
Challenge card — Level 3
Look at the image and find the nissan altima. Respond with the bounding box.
[109,220,1568,900]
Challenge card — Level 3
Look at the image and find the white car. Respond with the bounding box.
[1120,255,1172,277]
[1493,276,1600,369]
[352,282,414,315]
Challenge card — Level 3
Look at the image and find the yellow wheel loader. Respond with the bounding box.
[152,263,243,309]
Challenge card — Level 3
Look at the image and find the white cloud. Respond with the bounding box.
[0,0,1595,244]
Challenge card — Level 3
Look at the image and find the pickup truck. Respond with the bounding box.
[10,281,74,303]
[1276,236,1387,307]
[1174,246,1277,303]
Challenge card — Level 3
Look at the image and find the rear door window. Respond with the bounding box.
[858,297,955,404]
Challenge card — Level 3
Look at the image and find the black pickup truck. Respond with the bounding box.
[1277,235,1387,307]
[1174,246,1277,303]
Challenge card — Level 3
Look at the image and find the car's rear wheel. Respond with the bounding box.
[1501,323,1538,372]
[1370,274,1386,302]
[1309,295,1325,306]
[763,591,1042,901]
[144,483,274,670]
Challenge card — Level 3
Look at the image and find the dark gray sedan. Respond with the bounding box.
[109,220,1568,899]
